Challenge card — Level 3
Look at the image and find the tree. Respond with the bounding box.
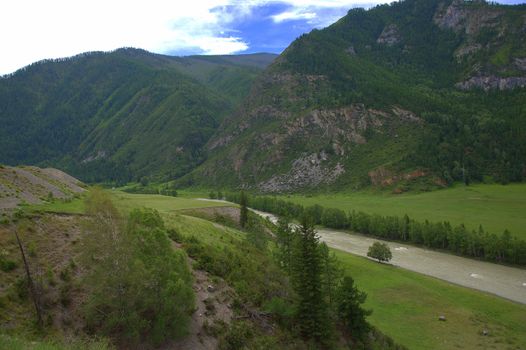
[81,189,194,345]
[291,216,330,342]
[275,217,295,273]
[319,242,343,310]
[367,242,392,263]
[239,190,248,228]
[335,276,371,340]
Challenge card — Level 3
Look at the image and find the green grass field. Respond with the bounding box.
[24,197,86,215]
[334,250,526,349]
[281,184,526,239]
[111,191,230,215]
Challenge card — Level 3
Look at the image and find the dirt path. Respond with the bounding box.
[250,209,526,304]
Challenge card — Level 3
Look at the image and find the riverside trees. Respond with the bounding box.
[227,193,526,266]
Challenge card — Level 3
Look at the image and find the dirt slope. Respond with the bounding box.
[0,165,85,211]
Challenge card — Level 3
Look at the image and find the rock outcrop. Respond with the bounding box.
[456,76,526,91]
[258,152,344,193]
[377,24,401,46]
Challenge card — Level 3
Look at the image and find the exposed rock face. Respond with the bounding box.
[258,152,345,193]
[346,45,356,56]
[454,43,482,59]
[434,0,502,35]
[515,58,526,71]
[377,24,401,46]
[81,150,106,164]
[456,76,526,91]
[368,166,427,187]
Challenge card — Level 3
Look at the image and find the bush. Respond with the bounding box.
[81,190,194,345]
[0,259,17,272]
[367,242,392,263]
[220,321,253,350]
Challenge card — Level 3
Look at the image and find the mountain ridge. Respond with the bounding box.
[0,48,277,183]
[183,0,526,192]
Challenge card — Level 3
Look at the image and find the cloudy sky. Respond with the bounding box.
[0,0,524,75]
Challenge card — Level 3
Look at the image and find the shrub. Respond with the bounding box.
[367,242,392,263]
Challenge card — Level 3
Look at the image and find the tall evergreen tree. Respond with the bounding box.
[319,242,343,312]
[239,190,248,228]
[275,217,295,273]
[292,216,330,342]
[335,276,371,341]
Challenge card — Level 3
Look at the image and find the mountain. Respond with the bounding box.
[0,48,276,183]
[187,0,526,192]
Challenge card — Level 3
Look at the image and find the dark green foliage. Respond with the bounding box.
[274,217,295,273]
[0,49,275,183]
[0,253,17,272]
[80,189,194,345]
[291,217,330,342]
[239,191,248,228]
[367,242,393,263]
[319,243,343,310]
[219,320,254,350]
[335,276,371,340]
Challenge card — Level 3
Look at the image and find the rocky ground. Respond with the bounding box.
[0,165,85,212]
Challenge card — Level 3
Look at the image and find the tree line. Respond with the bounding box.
[226,192,526,266]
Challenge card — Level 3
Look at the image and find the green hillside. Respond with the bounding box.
[0,49,276,183]
[189,0,526,192]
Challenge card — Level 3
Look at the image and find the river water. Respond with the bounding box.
[250,209,526,304]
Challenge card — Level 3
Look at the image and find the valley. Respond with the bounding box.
[1,0,526,348]
[21,192,526,349]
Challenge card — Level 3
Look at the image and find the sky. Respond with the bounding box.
[0,0,525,75]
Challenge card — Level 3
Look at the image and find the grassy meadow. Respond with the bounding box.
[110,191,231,214]
[281,184,526,239]
[335,250,526,349]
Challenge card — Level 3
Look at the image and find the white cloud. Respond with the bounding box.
[0,0,247,74]
[272,10,317,23]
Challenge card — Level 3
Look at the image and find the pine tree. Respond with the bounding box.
[239,190,248,228]
[319,242,343,312]
[292,216,330,342]
[275,217,295,273]
[335,276,371,340]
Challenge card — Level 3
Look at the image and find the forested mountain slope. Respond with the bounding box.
[0,49,276,183]
[189,0,526,192]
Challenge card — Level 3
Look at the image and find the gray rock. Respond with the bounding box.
[377,24,400,46]
[456,75,526,91]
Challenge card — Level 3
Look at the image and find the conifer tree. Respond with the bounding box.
[239,190,248,228]
[275,217,295,273]
[292,216,330,342]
